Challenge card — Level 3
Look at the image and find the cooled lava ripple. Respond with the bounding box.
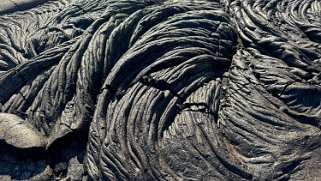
[1,0,321,180]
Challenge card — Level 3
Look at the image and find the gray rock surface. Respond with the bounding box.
[0,113,46,153]
[1,0,321,180]
[0,0,50,14]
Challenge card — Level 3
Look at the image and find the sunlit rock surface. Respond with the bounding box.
[1,0,321,180]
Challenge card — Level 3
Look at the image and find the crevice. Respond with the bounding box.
[181,102,218,119]
[139,75,183,101]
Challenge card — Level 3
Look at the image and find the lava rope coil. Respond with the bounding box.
[1,0,321,180]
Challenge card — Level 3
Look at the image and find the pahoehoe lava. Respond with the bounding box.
[1,0,321,180]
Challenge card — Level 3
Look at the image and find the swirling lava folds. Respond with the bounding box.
[1,0,321,180]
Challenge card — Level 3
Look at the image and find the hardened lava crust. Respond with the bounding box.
[1,0,321,180]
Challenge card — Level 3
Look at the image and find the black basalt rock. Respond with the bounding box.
[1,0,321,180]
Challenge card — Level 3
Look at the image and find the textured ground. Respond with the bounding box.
[1,0,321,180]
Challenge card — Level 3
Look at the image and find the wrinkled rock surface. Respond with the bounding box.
[1,0,321,180]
